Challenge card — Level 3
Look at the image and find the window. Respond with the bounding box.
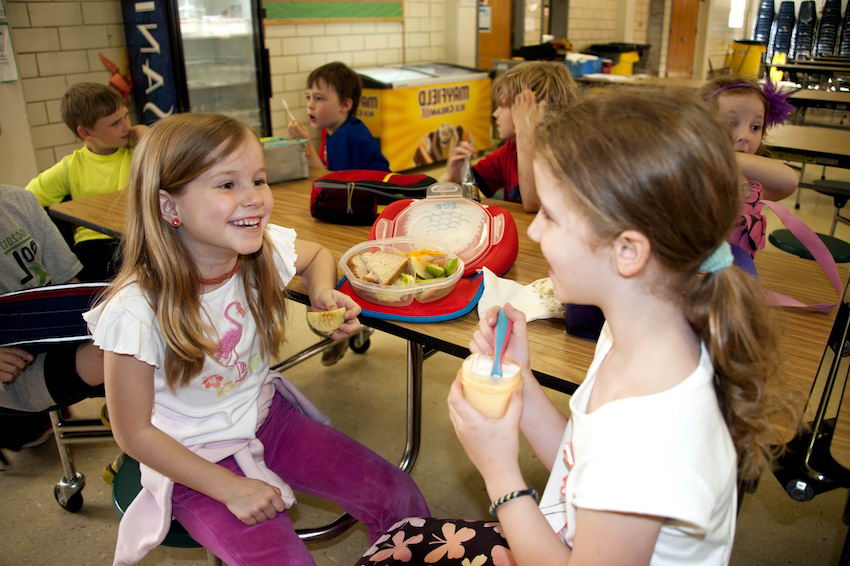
[729,0,745,29]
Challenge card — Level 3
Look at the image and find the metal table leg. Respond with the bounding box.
[399,340,424,473]
[772,301,850,502]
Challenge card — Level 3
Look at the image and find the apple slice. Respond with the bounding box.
[426,263,445,277]
[444,257,459,276]
[410,256,432,279]
[306,307,347,333]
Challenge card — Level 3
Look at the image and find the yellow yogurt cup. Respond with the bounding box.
[461,353,522,418]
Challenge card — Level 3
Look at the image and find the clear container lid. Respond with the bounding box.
[356,64,487,88]
[403,63,487,79]
[355,67,431,84]
[374,197,503,269]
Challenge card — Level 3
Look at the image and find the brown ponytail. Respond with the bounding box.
[536,88,789,481]
[682,266,786,480]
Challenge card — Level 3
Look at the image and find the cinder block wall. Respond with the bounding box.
[633,0,650,44]
[568,0,653,59]
[6,0,127,172]
[568,0,619,51]
[524,1,542,46]
[266,0,446,139]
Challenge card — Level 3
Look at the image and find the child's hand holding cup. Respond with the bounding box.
[461,306,523,418]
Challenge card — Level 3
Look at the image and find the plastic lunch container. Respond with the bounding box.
[339,237,465,307]
[372,196,506,276]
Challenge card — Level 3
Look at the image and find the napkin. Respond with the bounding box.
[476,267,565,322]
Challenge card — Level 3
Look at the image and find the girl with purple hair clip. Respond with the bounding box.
[701,77,799,258]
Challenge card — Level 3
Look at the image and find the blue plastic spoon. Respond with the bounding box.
[491,307,513,377]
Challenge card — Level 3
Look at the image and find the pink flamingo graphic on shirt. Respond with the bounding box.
[215,301,246,370]
[201,301,249,396]
[233,361,248,383]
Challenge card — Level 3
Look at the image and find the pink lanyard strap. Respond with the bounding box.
[762,200,843,312]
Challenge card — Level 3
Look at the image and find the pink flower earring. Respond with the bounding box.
[170,217,182,227]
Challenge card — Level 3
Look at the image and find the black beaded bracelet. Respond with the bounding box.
[488,488,539,515]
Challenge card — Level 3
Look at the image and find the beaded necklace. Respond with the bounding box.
[199,261,239,286]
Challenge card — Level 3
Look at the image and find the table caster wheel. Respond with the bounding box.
[55,485,84,512]
[349,328,373,354]
[349,336,371,354]
[785,479,814,502]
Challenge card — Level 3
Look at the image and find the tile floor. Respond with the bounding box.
[2,160,850,566]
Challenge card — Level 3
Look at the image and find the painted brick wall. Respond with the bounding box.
[568,0,652,52]
[524,1,542,46]
[633,0,650,44]
[707,0,738,73]
[7,0,126,172]
[568,0,618,51]
[267,0,446,139]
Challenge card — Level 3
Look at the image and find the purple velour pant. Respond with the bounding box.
[170,393,430,566]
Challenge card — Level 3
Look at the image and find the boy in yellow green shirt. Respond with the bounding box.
[26,83,148,281]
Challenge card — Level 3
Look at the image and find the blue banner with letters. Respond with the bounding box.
[121,0,185,126]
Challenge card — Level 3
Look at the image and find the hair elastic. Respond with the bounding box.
[699,242,733,273]
[489,488,539,515]
[706,81,793,128]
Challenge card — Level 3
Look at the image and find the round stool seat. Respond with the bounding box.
[112,455,201,548]
[768,229,850,263]
[812,179,850,208]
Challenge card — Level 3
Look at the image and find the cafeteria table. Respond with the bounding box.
[788,90,850,127]
[49,176,847,452]
[773,63,850,89]
[764,124,850,171]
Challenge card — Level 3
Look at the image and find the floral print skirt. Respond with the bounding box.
[355,517,516,565]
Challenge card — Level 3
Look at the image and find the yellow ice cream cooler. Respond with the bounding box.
[356,64,492,172]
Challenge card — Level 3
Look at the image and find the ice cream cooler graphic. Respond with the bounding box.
[356,64,492,172]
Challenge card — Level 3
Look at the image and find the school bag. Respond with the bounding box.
[310,170,436,225]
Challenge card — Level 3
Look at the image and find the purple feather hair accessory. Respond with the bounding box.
[706,81,793,128]
[761,80,794,128]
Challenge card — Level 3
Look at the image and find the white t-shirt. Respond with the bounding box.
[539,324,738,565]
[83,224,297,446]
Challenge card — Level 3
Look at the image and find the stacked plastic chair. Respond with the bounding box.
[815,0,841,57]
[753,0,775,44]
[791,1,817,60]
[768,1,796,63]
[839,1,850,57]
